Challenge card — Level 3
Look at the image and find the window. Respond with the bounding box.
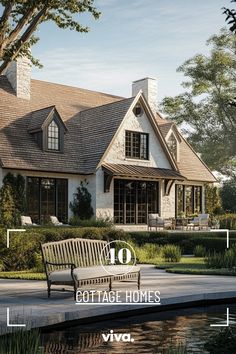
[175,185,202,217]
[48,120,59,150]
[125,131,149,160]
[114,179,159,224]
[27,177,68,224]
[133,104,143,117]
[167,133,177,160]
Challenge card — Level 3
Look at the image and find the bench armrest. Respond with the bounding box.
[46,261,76,268]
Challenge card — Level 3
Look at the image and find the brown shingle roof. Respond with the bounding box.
[0,76,123,174]
[102,163,185,180]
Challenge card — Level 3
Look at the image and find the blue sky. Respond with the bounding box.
[32,0,230,101]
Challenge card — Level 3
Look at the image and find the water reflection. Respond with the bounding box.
[42,304,236,354]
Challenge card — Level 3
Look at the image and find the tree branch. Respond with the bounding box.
[0,2,15,53]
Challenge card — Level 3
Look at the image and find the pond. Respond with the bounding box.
[41,303,236,354]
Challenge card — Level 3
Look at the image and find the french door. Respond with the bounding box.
[114,179,159,224]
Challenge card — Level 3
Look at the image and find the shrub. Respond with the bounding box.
[135,243,161,263]
[218,214,236,230]
[69,215,113,228]
[205,246,236,269]
[193,245,206,257]
[221,177,236,213]
[0,329,42,354]
[161,244,181,262]
[69,181,94,220]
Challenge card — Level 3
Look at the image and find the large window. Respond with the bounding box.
[175,185,202,217]
[48,120,59,150]
[27,177,68,224]
[125,131,149,160]
[114,179,158,224]
[167,133,177,160]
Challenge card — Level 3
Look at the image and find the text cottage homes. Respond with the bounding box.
[0,57,216,227]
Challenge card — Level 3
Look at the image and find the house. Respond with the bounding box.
[0,57,216,227]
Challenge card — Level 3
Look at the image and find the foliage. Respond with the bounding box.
[221,177,236,212]
[218,213,236,229]
[0,1,100,74]
[70,181,94,220]
[0,173,26,227]
[161,244,181,262]
[162,341,187,354]
[0,329,42,354]
[223,0,236,33]
[205,184,222,214]
[205,246,236,269]
[193,245,206,257]
[0,184,15,228]
[204,327,236,354]
[160,29,236,176]
[69,215,113,227]
[134,243,161,263]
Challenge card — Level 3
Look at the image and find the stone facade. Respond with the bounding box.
[4,57,31,100]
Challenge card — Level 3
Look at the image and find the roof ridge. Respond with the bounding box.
[79,96,135,114]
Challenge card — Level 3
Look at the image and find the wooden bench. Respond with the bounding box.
[41,238,140,299]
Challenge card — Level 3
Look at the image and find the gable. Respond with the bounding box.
[102,95,176,170]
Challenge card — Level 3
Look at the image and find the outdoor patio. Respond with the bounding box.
[0,265,235,334]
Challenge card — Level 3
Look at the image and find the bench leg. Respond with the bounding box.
[109,277,112,291]
[138,272,141,290]
[47,281,51,298]
[74,281,78,301]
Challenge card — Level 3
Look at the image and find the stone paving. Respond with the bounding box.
[0,265,235,333]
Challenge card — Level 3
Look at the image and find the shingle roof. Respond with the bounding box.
[103,163,185,180]
[28,106,55,133]
[0,76,123,174]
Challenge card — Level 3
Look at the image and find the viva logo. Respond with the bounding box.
[102,330,134,342]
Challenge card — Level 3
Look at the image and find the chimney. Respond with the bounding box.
[132,77,157,113]
[4,56,31,100]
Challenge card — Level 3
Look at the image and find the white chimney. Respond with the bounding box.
[4,56,31,100]
[132,77,158,113]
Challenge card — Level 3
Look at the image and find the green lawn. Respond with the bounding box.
[156,257,236,276]
[0,271,45,280]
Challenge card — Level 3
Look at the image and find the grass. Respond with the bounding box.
[0,271,45,280]
[156,257,236,276]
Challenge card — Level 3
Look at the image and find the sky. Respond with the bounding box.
[31,0,231,101]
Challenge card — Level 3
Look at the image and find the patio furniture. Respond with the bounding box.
[148,214,175,230]
[41,238,140,299]
[21,216,38,226]
[50,215,69,226]
[188,213,210,230]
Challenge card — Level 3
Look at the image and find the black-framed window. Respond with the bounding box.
[175,184,202,217]
[48,120,59,150]
[114,179,158,224]
[26,177,68,224]
[167,133,177,160]
[125,131,149,160]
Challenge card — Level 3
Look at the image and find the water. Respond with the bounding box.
[41,303,236,354]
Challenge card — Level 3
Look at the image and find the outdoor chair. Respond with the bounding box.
[21,215,38,226]
[50,216,70,226]
[188,213,210,230]
[148,214,164,230]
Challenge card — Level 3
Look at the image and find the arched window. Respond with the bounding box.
[167,133,177,160]
[48,120,59,150]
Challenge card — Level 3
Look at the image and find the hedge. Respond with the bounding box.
[0,227,235,271]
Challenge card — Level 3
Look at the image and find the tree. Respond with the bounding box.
[0,0,100,74]
[205,184,222,215]
[223,0,236,34]
[221,177,236,212]
[0,183,15,227]
[70,181,94,220]
[160,29,236,177]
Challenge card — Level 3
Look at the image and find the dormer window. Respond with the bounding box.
[167,133,177,160]
[48,120,59,150]
[28,106,67,153]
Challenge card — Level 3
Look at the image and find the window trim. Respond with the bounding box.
[47,119,60,151]
[125,130,149,160]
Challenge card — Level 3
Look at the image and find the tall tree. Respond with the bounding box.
[160,29,236,177]
[223,0,236,34]
[0,0,100,74]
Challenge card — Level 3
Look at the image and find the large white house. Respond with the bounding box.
[0,58,216,226]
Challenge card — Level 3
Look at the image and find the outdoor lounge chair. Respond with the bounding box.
[148,214,164,230]
[189,213,210,230]
[50,216,69,226]
[21,215,38,226]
